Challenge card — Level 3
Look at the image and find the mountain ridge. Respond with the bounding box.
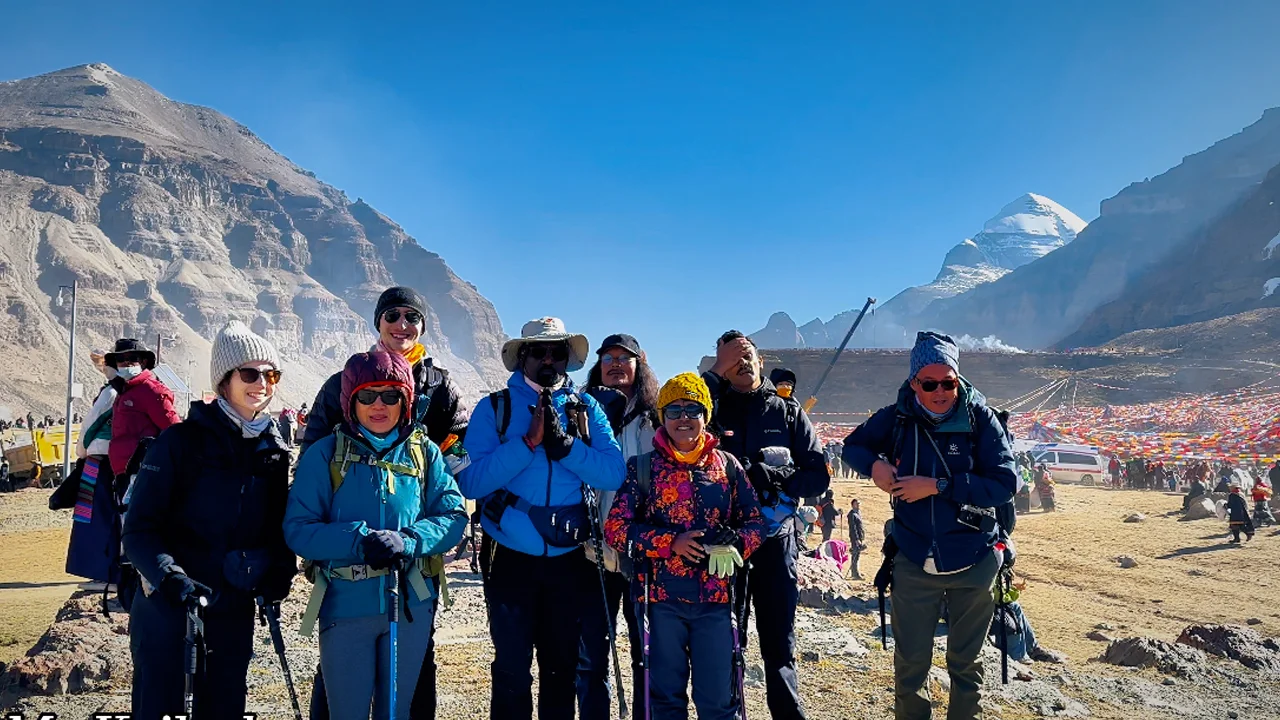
[752,192,1086,348]
[0,63,508,415]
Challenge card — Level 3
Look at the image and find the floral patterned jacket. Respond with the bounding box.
[604,431,766,604]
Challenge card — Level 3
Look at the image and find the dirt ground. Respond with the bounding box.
[0,489,80,665]
[3,481,1280,719]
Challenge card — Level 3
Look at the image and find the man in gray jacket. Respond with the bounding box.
[578,333,660,720]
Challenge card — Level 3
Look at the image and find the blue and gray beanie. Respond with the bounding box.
[909,331,960,379]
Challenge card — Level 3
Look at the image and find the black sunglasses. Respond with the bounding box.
[236,367,283,385]
[382,309,423,326]
[355,389,403,406]
[662,405,706,421]
[528,345,569,362]
[916,378,958,393]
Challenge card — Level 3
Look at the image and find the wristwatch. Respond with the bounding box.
[935,478,950,494]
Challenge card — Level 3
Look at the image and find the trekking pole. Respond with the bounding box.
[583,484,628,719]
[729,569,749,720]
[388,572,400,717]
[257,597,304,720]
[184,595,208,716]
[999,571,1010,685]
[802,297,876,412]
[642,566,652,720]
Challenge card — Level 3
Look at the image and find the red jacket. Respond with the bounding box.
[109,371,182,475]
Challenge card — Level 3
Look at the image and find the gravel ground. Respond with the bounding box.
[5,482,1280,718]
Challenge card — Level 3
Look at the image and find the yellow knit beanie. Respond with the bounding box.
[658,372,713,416]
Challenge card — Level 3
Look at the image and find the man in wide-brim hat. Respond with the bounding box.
[500,316,591,374]
[459,316,624,719]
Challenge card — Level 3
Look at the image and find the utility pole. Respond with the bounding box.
[57,281,78,482]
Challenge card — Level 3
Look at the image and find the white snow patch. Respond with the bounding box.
[1264,232,1280,260]
[953,334,1025,353]
[86,63,117,88]
[1263,278,1280,299]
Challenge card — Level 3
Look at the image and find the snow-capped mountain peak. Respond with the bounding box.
[969,192,1088,270]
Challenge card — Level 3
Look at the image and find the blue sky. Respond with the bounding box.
[3,1,1280,382]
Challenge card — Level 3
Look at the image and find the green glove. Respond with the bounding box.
[706,545,744,579]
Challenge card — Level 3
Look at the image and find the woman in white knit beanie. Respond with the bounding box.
[122,321,297,720]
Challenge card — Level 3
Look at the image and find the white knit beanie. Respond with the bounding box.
[211,321,281,388]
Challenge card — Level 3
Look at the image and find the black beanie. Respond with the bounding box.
[374,286,427,329]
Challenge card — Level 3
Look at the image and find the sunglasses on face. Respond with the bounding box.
[915,377,958,393]
[528,345,569,362]
[355,389,403,406]
[662,405,706,421]
[601,354,636,367]
[382,309,423,326]
[237,367,283,385]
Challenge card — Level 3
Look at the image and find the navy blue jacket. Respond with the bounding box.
[123,401,297,603]
[842,380,1017,572]
[700,373,830,508]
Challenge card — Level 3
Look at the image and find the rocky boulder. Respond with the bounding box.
[1098,637,1206,677]
[795,552,855,609]
[5,592,129,695]
[1176,624,1280,671]
[1184,497,1216,520]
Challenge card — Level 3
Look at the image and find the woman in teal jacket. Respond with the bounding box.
[285,351,467,720]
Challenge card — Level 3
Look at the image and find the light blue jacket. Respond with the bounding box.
[458,374,625,557]
[283,425,467,619]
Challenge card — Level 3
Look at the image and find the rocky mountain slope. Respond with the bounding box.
[1095,307,1280,357]
[753,193,1085,349]
[921,108,1280,349]
[0,64,507,415]
[1061,161,1280,348]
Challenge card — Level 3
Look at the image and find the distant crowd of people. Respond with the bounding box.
[0,413,81,433]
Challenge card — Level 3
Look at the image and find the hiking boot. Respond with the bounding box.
[1028,646,1067,664]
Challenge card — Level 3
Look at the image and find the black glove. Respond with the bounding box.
[160,572,212,607]
[564,401,590,446]
[746,462,783,500]
[361,530,407,570]
[258,562,297,603]
[705,525,742,551]
[543,393,575,462]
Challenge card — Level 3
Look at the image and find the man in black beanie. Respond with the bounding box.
[301,285,469,720]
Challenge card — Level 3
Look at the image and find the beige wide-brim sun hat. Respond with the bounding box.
[501,317,590,373]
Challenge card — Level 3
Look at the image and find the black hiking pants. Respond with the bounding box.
[577,561,643,720]
[734,529,806,720]
[482,539,592,720]
[129,584,255,720]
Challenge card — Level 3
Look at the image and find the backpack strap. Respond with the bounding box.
[328,429,427,495]
[637,451,652,500]
[489,389,511,444]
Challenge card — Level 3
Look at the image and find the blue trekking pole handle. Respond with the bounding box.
[388,575,400,716]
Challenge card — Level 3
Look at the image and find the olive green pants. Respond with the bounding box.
[891,550,999,720]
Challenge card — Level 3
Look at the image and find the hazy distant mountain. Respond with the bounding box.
[754,193,1086,349]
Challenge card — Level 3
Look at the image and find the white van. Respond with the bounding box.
[1032,443,1106,485]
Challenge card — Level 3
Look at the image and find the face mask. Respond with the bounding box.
[116,366,143,381]
[534,365,565,388]
[104,367,118,381]
[777,386,793,398]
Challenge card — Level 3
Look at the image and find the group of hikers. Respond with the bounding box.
[54,281,1028,720]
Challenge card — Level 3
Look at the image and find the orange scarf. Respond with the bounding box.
[381,341,427,367]
[669,433,708,465]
